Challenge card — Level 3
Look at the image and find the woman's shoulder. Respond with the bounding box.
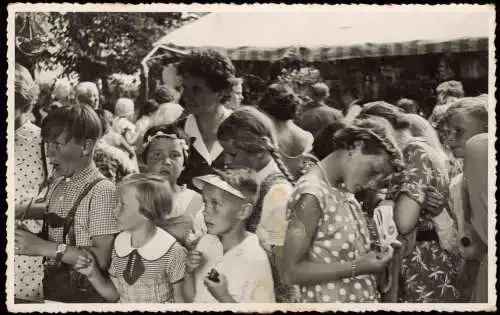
[291,174,330,201]
[16,121,42,142]
[291,124,314,151]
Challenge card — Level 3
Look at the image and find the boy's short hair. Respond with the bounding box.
[193,168,260,205]
[311,82,330,99]
[41,103,104,143]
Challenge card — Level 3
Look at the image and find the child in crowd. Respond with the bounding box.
[75,174,187,303]
[93,109,138,184]
[142,125,204,245]
[100,109,137,160]
[438,96,489,302]
[182,169,275,303]
[75,81,100,109]
[217,106,295,301]
[113,97,138,145]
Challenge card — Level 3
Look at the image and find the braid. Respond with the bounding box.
[269,147,296,185]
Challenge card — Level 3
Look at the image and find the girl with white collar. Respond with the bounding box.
[74,174,187,303]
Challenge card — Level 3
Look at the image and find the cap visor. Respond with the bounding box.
[193,175,246,199]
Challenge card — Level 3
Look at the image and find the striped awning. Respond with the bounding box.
[157,38,489,62]
[151,10,491,62]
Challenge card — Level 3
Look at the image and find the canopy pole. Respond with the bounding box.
[141,45,162,66]
[140,62,149,101]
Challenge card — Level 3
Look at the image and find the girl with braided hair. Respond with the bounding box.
[283,121,404,303]
[217,106,295,302]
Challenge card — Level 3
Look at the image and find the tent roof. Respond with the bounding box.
[153,10,491,61]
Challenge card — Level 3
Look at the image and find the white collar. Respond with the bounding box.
[185,110,231,165]
[256,159,280,184]
[114,227,176,261]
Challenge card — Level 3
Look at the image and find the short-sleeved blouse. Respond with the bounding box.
[390,140,450,231]
[286,173,380,303]
[390,140,461,302]
[109,228,187,303]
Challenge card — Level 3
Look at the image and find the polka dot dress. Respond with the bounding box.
[15,122,46,301]
[287,173,380,303]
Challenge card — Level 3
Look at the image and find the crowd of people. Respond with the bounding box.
[13,49,490,304]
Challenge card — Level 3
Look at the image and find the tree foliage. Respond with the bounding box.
[45,12,204,78]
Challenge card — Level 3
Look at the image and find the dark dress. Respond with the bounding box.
[174,117,226,192]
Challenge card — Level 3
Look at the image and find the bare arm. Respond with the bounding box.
[16,201,47,220]
[393,193,421,236]
[283,194,378,286]
[42,234,115,270]
[172,281,185,303]
[118,135,136,157]
[74,251,120,302]
[87,270,120,302]
[182,273,196,302]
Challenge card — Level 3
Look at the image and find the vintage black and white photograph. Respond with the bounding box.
[6,3,496,313]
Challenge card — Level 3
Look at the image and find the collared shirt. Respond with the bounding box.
[47,163,119,246]
[255,160,294,250]
[184,108,232,165]
[193,233,275,303]
[109,227,186,303]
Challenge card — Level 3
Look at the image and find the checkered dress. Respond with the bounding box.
[109,240,187,303]
[47,163,120,246]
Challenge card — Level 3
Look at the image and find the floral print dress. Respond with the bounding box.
[286,173,380,303]
[391,141,462,302]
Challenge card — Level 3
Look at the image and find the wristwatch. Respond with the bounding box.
[55,244,68,264]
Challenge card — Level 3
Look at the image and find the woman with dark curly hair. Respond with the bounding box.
[282,121,404,303]
[175,49,237,190]
[258,83,315,179]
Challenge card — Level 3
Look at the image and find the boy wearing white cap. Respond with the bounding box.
[183,169,275,303]
[113,97,138,144]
